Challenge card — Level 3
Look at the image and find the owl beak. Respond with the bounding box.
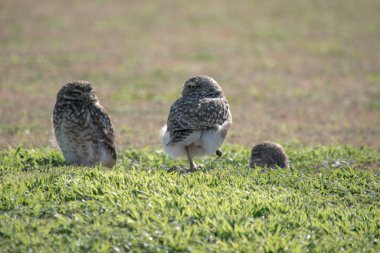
[88,94,97,102]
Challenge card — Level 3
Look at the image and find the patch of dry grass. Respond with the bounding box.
[1,0,379,149]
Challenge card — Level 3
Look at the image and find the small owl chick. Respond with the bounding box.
[53,81,116,168]
[250,142,289,169]
[161,76,232,172]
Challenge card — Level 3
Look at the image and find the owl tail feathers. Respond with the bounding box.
[161,124,187,158]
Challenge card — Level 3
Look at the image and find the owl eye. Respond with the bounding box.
[188,85,197,89]
[69,90,82,97]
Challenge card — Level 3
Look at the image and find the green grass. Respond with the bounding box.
[0,146,379,252]
[1,1,380,251]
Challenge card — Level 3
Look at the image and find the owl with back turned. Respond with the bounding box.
[53,81,116,167]
[161,75,232,172]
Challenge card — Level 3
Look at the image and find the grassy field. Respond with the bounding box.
[0,0,379,148]
[0,146,379,252]
[1,0,380,252]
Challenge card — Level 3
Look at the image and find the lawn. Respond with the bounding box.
[0,145,379,252]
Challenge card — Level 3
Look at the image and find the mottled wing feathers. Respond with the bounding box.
[90,105,117,160]
[167,97,230,144]
[167,129,194,145]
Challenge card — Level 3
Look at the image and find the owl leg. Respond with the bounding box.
[185,146,197,171]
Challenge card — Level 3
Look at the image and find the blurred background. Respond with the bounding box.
[0,0,379,149]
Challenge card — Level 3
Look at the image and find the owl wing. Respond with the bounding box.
[167,97,230,145]
[90,105,117,160]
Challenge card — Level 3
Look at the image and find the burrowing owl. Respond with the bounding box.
[161,75,232,172]
[53,81,116,168]
[250,142,289,169]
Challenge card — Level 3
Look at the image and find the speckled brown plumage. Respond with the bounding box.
[53,81,116,167]
[250,142,289,169]
[161,75,232,171]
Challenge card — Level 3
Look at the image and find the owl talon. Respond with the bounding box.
[167,165,183,173]
[182,164,202,174]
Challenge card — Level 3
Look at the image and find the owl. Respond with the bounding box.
[53,81,116,168]
[250,142,289,169]
[161,75,232,172]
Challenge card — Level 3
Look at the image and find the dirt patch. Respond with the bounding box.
[1,0,379,149]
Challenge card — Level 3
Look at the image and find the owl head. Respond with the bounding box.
[56,81,98,104]
[250,142,289,169]
[182,75,224,97]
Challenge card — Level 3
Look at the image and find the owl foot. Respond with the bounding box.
[182,164,203,174]
[216,149,222,157]
[167,165,184,173]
